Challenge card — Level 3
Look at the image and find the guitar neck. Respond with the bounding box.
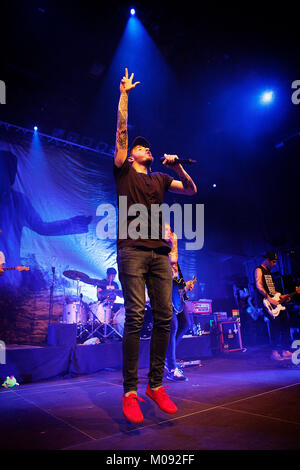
[3,267,28,272]
[174,277,185,287]
[280,290,299,303]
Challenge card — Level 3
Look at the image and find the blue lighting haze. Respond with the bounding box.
[87,15,177,154]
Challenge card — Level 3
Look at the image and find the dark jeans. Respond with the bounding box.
[264,308,291,350]
[166,306,192,370]
[117,246,173,393]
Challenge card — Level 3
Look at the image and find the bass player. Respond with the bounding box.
[255,251,293,361]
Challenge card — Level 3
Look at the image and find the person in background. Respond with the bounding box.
[255,251,293,361]
[165,225,195,382]
[97,267,119,302]
[0,250,5,276]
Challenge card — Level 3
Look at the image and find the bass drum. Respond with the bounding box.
[63,301,87,324]
[89,301,112,324]
[111,305,153,339]
[112,306,125,335]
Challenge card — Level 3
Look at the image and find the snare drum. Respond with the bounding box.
[89,301,112,324]
[62,301,87,324]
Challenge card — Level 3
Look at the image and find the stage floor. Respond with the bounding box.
[0,345,299,451]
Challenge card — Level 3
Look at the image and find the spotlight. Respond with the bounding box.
[34,126,38,131]
[260,90,274,105]
[130,8,136,15]
[213,183,217,188]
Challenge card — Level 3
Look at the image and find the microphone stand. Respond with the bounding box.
[48,266,55,326]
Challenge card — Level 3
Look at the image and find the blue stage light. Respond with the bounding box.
[34,126,38,131]
[213,183,217,188]
[130,8,136,16]
[260,90,274,105]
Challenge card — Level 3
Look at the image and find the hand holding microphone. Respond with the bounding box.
[161,154,198,195]
[160,154,196,166]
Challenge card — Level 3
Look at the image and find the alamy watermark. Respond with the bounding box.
[0,340,6,364]
[291,80,300,105]
[96,197,204,250]
[0,80,6,104]
[291,339,300,366]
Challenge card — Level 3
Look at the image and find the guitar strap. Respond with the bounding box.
[175,263,188,302]
[177,263,184,285]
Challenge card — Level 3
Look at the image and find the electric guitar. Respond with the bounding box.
[172,276,197,313]
[263,287,300,318]
[0,266,30,276]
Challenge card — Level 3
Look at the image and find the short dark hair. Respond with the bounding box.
[107,267,117,275]
[262,251,278,261]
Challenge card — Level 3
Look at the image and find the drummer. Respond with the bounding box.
[97,267,119,302]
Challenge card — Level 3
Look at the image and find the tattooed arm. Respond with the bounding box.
[114,68,140,168]
[162,154,197,195]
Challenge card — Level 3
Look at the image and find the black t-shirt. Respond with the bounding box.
[255,265,276,297]
[97,279,119,301]
[97,279,119,290]
[113,159,174,252]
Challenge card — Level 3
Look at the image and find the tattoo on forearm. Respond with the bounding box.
[116,93,128,151]
[118,94,128,128]
[180,172,194,190]
[117,129,127,150]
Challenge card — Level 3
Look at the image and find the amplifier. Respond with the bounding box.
[185,299,212,314]
[218,320,243,352]
[192,314,215,333]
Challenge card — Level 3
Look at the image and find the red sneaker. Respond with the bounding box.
[146,384,178,414]
[122,393,144,424]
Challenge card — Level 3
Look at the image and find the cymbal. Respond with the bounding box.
[63,270,91,283]
[87,277,103,286]
[87,278,122,292]
[82,277,102,286]
[98,289,123,297]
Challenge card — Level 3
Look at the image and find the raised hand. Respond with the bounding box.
[120,68,140,94]
[185,280,195,292]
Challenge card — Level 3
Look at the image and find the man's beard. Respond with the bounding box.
[144,156,153,168]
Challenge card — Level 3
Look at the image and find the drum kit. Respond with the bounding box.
[61,270,152,342]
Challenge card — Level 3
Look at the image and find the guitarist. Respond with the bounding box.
[0,248,29,276]
[165,226,195,381]
[255,251,292,361]
[0,251,5,275]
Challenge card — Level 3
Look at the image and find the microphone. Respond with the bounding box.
[160,157,196,165]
